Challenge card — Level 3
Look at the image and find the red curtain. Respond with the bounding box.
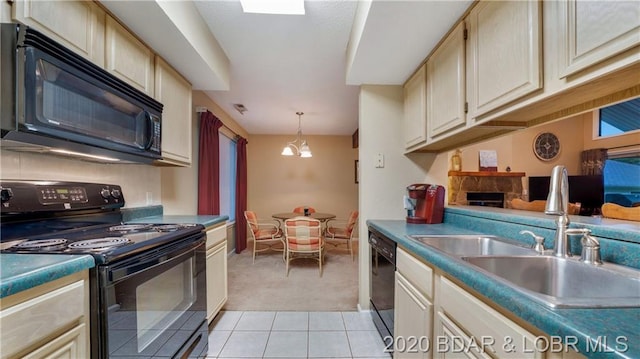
[235,137,248,253]
[197,111,223,215]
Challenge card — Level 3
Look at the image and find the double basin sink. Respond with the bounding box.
[408,234,640,308]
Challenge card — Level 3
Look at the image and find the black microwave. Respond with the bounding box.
[0,24,163,164]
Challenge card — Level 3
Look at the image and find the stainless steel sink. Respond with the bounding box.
[408,234,537,256]
[462,256,640,308]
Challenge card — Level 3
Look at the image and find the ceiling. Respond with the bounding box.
[100,0,472,136]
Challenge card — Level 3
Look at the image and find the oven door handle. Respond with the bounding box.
[108,235,203,283]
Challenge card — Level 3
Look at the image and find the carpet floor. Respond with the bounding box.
[224,240,359,311]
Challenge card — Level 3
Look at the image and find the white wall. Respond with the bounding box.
[358,85,434,309]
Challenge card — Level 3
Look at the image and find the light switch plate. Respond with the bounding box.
[375,153,384,168]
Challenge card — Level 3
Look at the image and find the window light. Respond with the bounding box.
[240,0,305,15]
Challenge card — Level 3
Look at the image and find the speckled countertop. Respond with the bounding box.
[367,207,640,359]
[127,215,228,228]
[0,254,94,298]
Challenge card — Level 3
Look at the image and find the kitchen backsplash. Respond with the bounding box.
[1,150,162,208]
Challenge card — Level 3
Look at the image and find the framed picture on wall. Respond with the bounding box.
[355,160,359,184]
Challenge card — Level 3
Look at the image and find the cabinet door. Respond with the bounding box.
[404,64,428,150]
[394,272,433,359]
[438,277,543,359]
[105,16,155,96]
[22,323,87,359]
[207,241,228,323]
[427,22,466,139]
[155,56,193,166]
[12,0,105,66]
[467,0,542,120]
[206,225,228,323]
[434,312,491,359]
[557,0,640,78]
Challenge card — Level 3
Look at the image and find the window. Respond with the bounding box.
[598,97,640,137]
[604,153,640,207]
[219,133,237,221]
[598,97,640,207]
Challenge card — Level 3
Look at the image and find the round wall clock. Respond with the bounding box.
[533,132,561,161]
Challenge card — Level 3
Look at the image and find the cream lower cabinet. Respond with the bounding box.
[154,56,193,166]
[0,271,90,359]
[395,247,553,359]
[557,0,640,78]
[466,0,542,121]
[434,277,543,359]
[206,223,228,323]
[394,247,434,359]
[12,0,105,66]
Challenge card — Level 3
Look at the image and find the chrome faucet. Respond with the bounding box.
[545,165,572,257]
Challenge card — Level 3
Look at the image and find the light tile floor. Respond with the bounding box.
[206,311,392,359]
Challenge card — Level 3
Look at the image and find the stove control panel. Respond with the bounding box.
[39,186,88,204]
[0,181,125,213]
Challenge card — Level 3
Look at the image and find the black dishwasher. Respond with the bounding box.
[369,227,396,343]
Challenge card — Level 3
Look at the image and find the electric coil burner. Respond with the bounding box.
[1,181,208,358]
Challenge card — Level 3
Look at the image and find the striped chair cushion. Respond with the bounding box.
[326,227,350,238]
[245,211,259,232]
[284,218,322,251]
[326,211,358,239]
[255,228,281,240]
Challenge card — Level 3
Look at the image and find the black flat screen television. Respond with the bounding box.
[528,175,604,216]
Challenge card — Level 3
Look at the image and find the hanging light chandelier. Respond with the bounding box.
[281,111,312,158]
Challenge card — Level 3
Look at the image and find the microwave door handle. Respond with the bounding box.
[144,111,154,150]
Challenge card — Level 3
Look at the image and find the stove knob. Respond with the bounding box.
[1,188,13,202]
[111,189,121,198]
[100,188,111,199]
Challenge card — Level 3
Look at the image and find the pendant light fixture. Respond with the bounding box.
[281,111,312,158]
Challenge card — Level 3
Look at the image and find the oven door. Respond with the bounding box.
[96,234,207,358]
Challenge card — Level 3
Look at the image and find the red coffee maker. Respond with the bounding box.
[406,184,445,224]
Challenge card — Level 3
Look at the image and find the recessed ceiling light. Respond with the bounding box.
[240,0,305,15]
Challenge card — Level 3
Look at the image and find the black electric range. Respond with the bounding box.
[1,180,208,358]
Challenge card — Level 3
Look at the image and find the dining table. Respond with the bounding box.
[271,212,336,222]
[272,212,336,237]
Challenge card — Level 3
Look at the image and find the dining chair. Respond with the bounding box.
[324,210,359,260]
[244,210,285,263]
[292,206,316,214]
[284,216,324,277]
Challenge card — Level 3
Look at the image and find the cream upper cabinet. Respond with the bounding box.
[466,0,542,121]
[206,224,228,323]
[105,16,155,96]
[0,271,90,359]
[155,56,193,166]
[427,22,466,140]
[557,0,640,78]
[12,0,105,66]
[404,64,428,150]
